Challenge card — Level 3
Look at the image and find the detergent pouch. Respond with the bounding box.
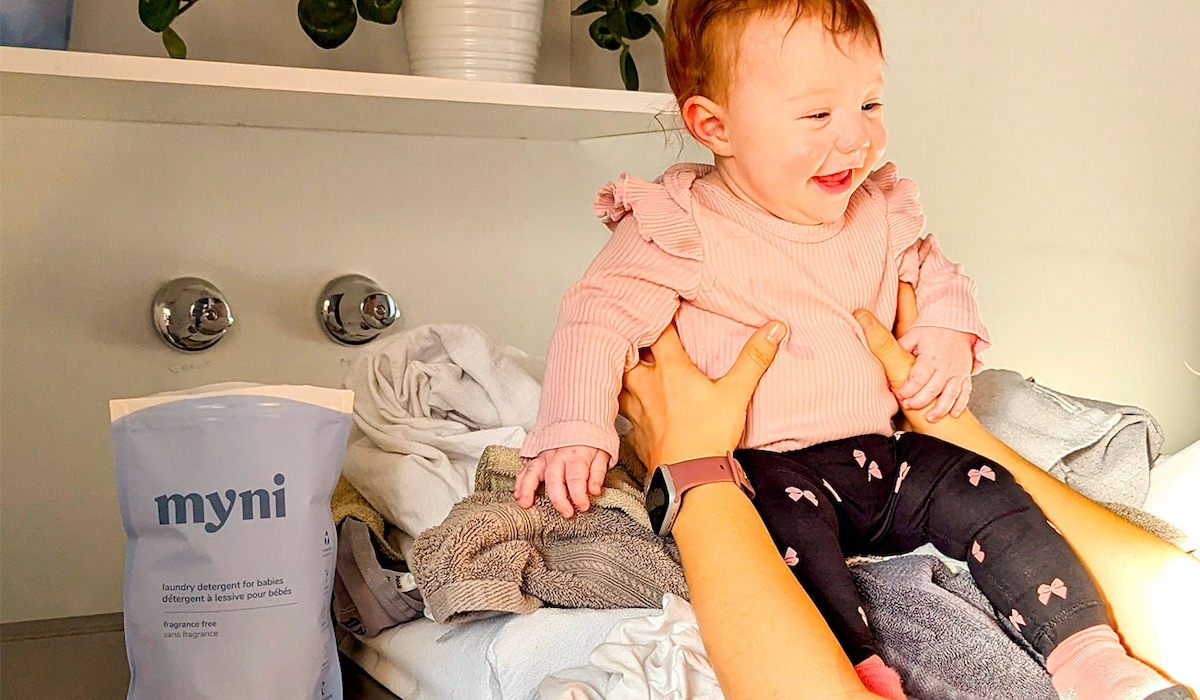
[111,383,353,700]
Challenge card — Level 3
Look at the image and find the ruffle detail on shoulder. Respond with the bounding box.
[865,162,926,253]
[593,166,705,262]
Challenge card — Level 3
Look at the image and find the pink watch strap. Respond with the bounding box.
[667,453,756,499]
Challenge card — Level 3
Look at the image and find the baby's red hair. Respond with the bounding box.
[665,0,882,108]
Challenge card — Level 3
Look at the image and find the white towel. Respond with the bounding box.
[536,594,722,700]
[341,324,543,558]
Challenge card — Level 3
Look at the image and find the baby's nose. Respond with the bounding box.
[834,122,871,155]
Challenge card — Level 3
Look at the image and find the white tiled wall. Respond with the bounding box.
[2,1,1197,623]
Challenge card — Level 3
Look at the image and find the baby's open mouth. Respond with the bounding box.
[813,169,854,194]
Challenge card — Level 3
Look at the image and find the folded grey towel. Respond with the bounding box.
[852,555,1056,700]
[409,491,688,623]
[970,369,1163,507]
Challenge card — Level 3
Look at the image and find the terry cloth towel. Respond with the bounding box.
[340,324,544,559]
[409,489,689,624]
[331,475,406,563]
[852,555,1057,700]
[475,444,652,530]
[969,369,1163,507]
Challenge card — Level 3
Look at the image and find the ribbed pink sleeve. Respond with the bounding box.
[897,235,992,368]
[872,163,991,369]
[520,215,702,463]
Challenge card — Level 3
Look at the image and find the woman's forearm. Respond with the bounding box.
[905,408,1200,686]
[854,302,1199,687]
[673,481,882,700]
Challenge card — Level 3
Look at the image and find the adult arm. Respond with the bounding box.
[856,285,1200,688]
[619,322,884,700]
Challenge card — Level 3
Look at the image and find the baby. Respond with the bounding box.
[515,1,1188,698]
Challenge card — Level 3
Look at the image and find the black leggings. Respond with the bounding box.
[736,432,1112,664]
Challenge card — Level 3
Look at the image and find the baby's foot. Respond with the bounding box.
[1046,625,1194,700]
[854,654,906,700]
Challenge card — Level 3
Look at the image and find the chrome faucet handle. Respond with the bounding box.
[319,275,399,345]
[152,277,234,352]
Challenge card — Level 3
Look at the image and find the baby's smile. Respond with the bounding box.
[813,169,856,195]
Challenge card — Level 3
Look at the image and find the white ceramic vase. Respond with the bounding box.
[402,0,545,83]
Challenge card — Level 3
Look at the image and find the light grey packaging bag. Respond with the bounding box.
[110,383,353,700]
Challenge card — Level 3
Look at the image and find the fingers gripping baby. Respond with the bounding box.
[512,1,1182,699]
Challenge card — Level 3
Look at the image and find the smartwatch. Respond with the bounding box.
[645,453,755,536]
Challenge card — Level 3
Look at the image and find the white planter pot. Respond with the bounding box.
[403,0,545,83]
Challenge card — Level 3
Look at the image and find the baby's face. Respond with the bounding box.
[717,12,887,225]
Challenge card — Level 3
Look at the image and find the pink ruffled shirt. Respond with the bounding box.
[521,162,990,463]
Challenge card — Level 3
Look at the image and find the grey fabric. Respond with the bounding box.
[970,369,1163,507]
[851,555,1057,700]
[333,518,425,637]
[409,491,689,624]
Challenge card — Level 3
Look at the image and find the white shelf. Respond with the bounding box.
[0,47,682,141]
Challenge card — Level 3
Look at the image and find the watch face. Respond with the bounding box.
[645,468,671,532]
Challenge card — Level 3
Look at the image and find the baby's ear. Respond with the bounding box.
[681,96,733,157]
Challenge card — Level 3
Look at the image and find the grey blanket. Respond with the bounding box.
[852,556,1056,700]
[970,369,1164,507]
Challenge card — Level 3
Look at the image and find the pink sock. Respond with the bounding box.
[1046,625,1174,700]
[855,654,906,700]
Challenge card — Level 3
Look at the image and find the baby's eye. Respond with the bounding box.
[802,111,831,121]
[862,102,883,113]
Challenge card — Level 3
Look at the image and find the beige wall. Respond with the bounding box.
[2,1,1197,623]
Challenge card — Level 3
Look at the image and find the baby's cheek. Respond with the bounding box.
[867,123,888,164]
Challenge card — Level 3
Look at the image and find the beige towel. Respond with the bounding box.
[330,476,405,564]
[410,443,688,623]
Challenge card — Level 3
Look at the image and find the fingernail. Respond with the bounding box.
[766,321,787,344]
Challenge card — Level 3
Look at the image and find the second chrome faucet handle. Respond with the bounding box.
[320,274,399,345]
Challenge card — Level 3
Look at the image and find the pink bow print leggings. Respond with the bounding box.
[736,432,1111,664]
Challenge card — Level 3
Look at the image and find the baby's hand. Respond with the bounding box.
[893,327,977,422]
[514,445,609,518]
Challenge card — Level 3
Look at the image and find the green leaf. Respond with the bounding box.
[162,26,187,58]
[621,11,652,40]
[571,0,607,16]
[619,46,639,90]
[645,13,664,40]
[357,0,401,25]
[605,9,630,37]
[617,0,643,10]
[588,16,622,51]
[139,0,180,32]
[298,0,358,49]
[644,0,658,5]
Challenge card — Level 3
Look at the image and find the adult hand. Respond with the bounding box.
[893,326,976,421]
[618,321,787,468]
[855,283,933,429]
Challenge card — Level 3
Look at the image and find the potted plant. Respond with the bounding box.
[138,0,662,90]
[570,0,663,90]
[137,0,402,57]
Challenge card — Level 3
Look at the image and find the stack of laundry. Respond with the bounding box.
[330,323,1185,700]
